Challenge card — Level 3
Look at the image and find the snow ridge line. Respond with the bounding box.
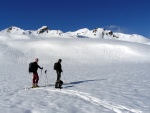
[46,89,142,113]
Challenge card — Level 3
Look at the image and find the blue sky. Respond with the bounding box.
[0,0,150,38]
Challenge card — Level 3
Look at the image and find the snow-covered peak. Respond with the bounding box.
[7,26,23,32]
[75,28,89,34]
[0,26,149,44]
[36,26,49,34]
[35,26,64,37]
[0,26,25,34]
[114,33,149,43]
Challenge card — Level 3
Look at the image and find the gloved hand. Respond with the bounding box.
[45,70,47,74]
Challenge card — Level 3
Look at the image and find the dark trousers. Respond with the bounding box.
[33,72,39,84]
[56,70,61,81]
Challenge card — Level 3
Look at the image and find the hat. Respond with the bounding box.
[58,59,62,62]
[35,58,39,61]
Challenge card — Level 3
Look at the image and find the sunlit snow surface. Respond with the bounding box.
[0,35,150,113]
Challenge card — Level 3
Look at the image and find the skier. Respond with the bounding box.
[32,58,43,88]
[54,59,63,88]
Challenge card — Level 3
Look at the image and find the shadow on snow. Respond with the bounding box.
[63,79,106,88]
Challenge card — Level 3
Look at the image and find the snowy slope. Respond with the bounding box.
[0,33,150,113]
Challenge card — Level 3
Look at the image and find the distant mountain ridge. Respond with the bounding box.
[0,26,149,44]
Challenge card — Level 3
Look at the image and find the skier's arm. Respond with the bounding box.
[38,65,43,69]
[60,64,63,72]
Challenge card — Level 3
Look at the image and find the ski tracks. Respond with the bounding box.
[45,89,142,113]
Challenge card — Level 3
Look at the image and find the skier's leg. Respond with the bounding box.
[32,73,36,87]
[34,72,39,87]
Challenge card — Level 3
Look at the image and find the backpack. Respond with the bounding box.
[55,80,63,89]
[54,62,58,70]
[29,62,34,73]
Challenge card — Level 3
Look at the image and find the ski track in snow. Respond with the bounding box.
[19,87,142,113]
[48,89,142,113]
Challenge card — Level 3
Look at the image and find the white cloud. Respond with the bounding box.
[105,25,127,33]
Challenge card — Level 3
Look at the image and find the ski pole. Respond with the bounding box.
[45,70,47,86]
[62,72,66,84]
[47,70,49,86]
[40,69,42,86]
[45,69,48,86]
[41,69,42,76]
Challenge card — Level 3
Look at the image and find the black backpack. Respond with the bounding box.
[55,80,63,88]
[54,62,58,70]
[29,62,34,73]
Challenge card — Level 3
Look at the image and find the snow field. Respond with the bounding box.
[0,37,150,113]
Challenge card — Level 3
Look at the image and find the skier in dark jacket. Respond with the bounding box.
[56,59,63,81]
[55,59,63,88]
[32,58,43,88]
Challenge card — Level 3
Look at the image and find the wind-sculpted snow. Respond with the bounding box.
[0,35,150,113]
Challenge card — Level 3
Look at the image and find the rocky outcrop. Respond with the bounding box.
[36,26,49,34]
